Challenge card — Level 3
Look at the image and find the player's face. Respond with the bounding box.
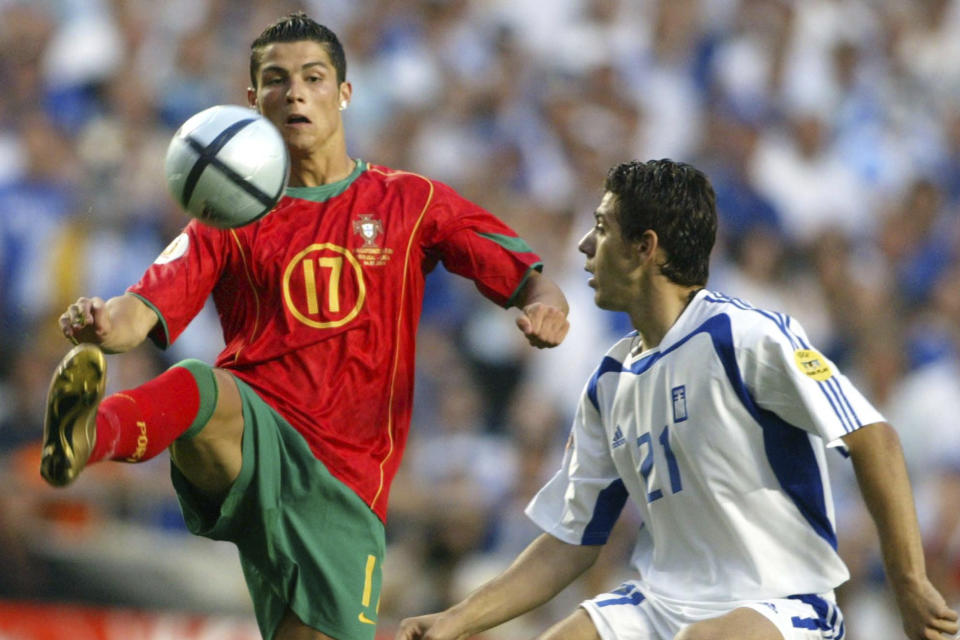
[249,40,350,156]
[578,192,641,311]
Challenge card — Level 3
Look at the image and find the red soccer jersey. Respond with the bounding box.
[129,161,542,521]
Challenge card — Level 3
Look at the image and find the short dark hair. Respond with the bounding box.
[250,12,347,88]
[605,159,717,287]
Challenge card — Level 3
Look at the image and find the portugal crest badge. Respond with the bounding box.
[353,213,383,248]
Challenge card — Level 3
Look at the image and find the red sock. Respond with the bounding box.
[88,363,214,464]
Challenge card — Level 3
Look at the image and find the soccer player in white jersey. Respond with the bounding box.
[396,159,959,640]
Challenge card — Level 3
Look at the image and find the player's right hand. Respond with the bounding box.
[394,613,468,640]
[60,297,110,345]
[894,577,958,640]
[516,301,569,349]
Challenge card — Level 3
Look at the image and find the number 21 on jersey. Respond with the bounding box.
[635,424,683,503]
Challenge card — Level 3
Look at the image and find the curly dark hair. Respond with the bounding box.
[605,159,717,287]
[249,11,347,88]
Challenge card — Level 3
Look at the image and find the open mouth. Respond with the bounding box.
[286,114,311,125]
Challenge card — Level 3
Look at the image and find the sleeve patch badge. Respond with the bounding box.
[793,348,833,381]
[155,233,189,265]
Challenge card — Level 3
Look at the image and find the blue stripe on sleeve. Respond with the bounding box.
[581,479,628,545]
[820,378,855,433]
[827,377,861,429]
[788,324,862,431]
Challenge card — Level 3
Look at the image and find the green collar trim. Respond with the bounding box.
[285,159,367,203]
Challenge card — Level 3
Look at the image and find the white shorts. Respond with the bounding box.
[580,581,844,640]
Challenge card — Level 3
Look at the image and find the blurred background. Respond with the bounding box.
[1,0,959,638]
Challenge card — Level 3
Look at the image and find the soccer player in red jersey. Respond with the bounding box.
[42,12,569,640]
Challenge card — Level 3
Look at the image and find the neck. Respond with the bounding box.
[628,279,701,350]
[288,146,355,187]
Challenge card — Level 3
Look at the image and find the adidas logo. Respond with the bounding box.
[612,426,626,448]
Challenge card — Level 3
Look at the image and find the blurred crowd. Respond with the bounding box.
[1,0,959,638]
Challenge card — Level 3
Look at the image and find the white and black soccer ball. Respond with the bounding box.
[165,104,289,229]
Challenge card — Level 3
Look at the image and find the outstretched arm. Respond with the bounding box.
[843,421,959,640]
[60,294,159,354]
[514,270,570,348]
[396,533,600,640]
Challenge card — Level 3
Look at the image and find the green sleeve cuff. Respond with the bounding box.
[127,292,171,349]
[505,262,544,308]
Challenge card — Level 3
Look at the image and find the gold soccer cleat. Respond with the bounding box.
[41,343,106,487]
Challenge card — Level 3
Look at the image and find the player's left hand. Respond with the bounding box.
[516,302,569,348]
[894,576,958,639]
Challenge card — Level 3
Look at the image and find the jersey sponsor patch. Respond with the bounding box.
[793,348,833,381]
[155,233,189,264]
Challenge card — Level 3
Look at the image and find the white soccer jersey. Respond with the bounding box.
[526,289,884,602]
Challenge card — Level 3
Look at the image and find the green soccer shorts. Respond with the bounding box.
[171,376,385,640]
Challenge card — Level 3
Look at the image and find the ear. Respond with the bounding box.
[247,87,258,111]
[338,81,353,110]
[635,229,659,264]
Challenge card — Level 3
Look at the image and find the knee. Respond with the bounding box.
[173,358,214,380]
[170,360,241,438]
